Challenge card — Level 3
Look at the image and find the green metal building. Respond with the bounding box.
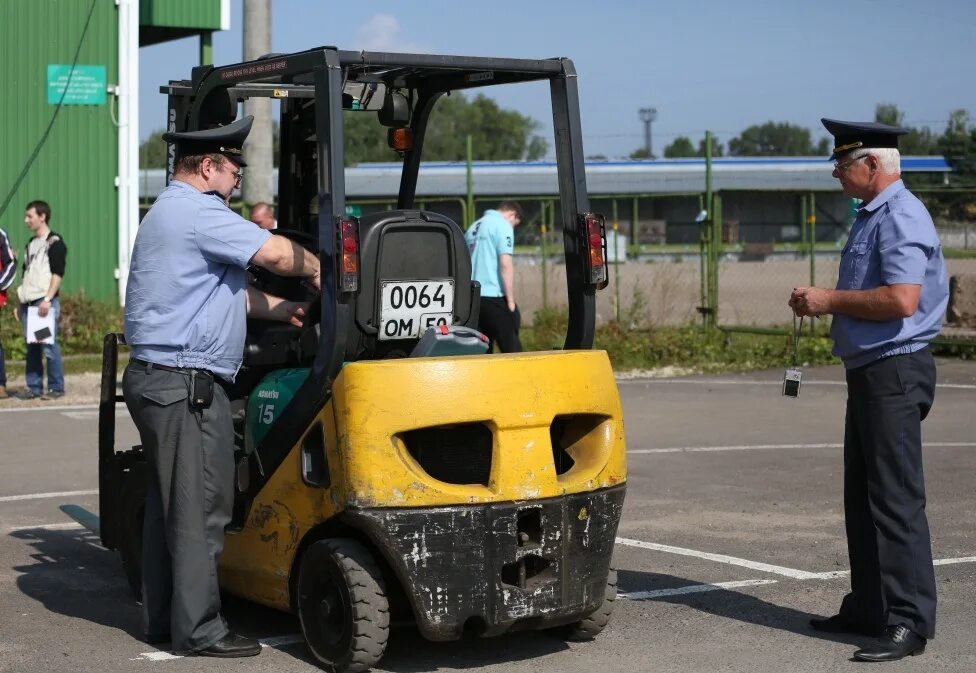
[0,0,229,304]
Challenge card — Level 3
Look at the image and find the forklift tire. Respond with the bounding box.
[561,567,617,641]
[297,538,390,673]
[118,476,146,601]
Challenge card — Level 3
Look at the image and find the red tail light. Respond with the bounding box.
[337,217,360,293]
[579,212,608,289]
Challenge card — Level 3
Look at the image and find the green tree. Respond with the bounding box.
[874,103,938,155]
[343,92,548,165]
[139,130,167,169]
[728,122,820,156]
[629,147,652,159]
[663,136,695,158]
[422,93,547,161]
[698,137,724,157]
[939,109,976,178]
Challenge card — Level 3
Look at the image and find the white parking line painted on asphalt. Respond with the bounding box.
[0,489,98,503]
[616,537,976,581]
[801,556,976,581]
[61,409,128,420]
[616,537,824,580]
[134,634,304,662]
[0,404,98,414]
[619,579,777,600]
[934,556,976,565]
[6,521,82,533]
[628,442,976,454]
[624,378,976,390]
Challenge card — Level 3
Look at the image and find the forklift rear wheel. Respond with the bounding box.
[562,567,617,641]
[297,538,390,672]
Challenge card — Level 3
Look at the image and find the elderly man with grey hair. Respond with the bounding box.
[790,119,949,662]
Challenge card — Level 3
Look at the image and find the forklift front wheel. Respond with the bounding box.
[297,538,390,672]
[561,567,617,641]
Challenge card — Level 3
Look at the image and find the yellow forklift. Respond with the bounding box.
[77,46,627,672]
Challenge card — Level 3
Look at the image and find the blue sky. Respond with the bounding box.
[139,0,976,159]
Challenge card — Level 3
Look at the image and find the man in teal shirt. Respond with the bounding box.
[465,201,523,352]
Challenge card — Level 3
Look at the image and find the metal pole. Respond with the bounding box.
[613,199,621,324]
[705,131,714,326]
[540,201,548,311]
[466,134,474,228]
[808,192,816,288]
[631,196,639,248]
[800,193,808,251]
[199,31,212,65]
[639,107,657,158]
[711,193,722,328]
[241,0,274,206]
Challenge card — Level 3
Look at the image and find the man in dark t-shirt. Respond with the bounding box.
[16,200,67,399]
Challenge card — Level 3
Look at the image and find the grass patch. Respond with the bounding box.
[523,307,840,372]
[943,248,976,259]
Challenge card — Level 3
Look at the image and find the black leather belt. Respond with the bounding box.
[132,358,213,377]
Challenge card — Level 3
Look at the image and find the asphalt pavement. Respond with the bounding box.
[1,360,975,673]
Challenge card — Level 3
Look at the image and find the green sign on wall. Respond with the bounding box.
[47,64,107,105]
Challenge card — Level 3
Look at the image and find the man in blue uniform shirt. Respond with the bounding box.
[123,115,321,657]
[790,119,949,662]
[465,201,523,352]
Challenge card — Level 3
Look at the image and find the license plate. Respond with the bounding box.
[378,279,454,341]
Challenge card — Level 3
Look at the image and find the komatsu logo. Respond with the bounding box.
[258,390,280,400]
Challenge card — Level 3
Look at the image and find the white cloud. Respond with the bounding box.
[354,14,428,53]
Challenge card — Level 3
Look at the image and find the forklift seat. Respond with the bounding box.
[346,209,480,361]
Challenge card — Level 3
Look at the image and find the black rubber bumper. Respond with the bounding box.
[345,484,626,641]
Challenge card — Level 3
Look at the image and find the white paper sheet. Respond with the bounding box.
[26,306,56,344]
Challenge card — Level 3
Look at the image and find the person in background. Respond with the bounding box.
[0,224,16,399]
[465,200,524,352]
[249,201,277,230]
[791,119,949,662]
[15,200,67,400]
[123,116,320,658]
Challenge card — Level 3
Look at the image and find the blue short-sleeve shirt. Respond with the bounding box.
[124,181,272,381]
[831,180,949,368]
[465,209,514,298]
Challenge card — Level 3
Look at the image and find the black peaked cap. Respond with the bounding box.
[821,118,910,160]
[163,115,254,167]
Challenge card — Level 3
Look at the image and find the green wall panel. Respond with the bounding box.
[141,0,224,29]
[0,0,119,302]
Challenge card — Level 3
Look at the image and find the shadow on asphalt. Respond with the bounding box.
[11,527,570,670]
[618,569,872,647]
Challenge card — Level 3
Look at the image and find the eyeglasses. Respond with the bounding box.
[227,167,244,188]
[833,155,869,173]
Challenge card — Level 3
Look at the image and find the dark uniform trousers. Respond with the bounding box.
[122,361,234,652]
[478,296,522,353]
[840,348,937,639]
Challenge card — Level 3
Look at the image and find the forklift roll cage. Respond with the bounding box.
[95,47,604,550]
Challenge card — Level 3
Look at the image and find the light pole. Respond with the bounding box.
[639,107,657,158]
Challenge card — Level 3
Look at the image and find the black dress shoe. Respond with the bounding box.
[853,625,926,662]
[809,614,880,636]
[193,633,262,658]
[144,633,171,645]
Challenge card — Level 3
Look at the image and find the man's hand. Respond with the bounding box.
[789,286,832,317]
[38,300,51,318]
[285,302,307,328]
[507,298,516,312]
